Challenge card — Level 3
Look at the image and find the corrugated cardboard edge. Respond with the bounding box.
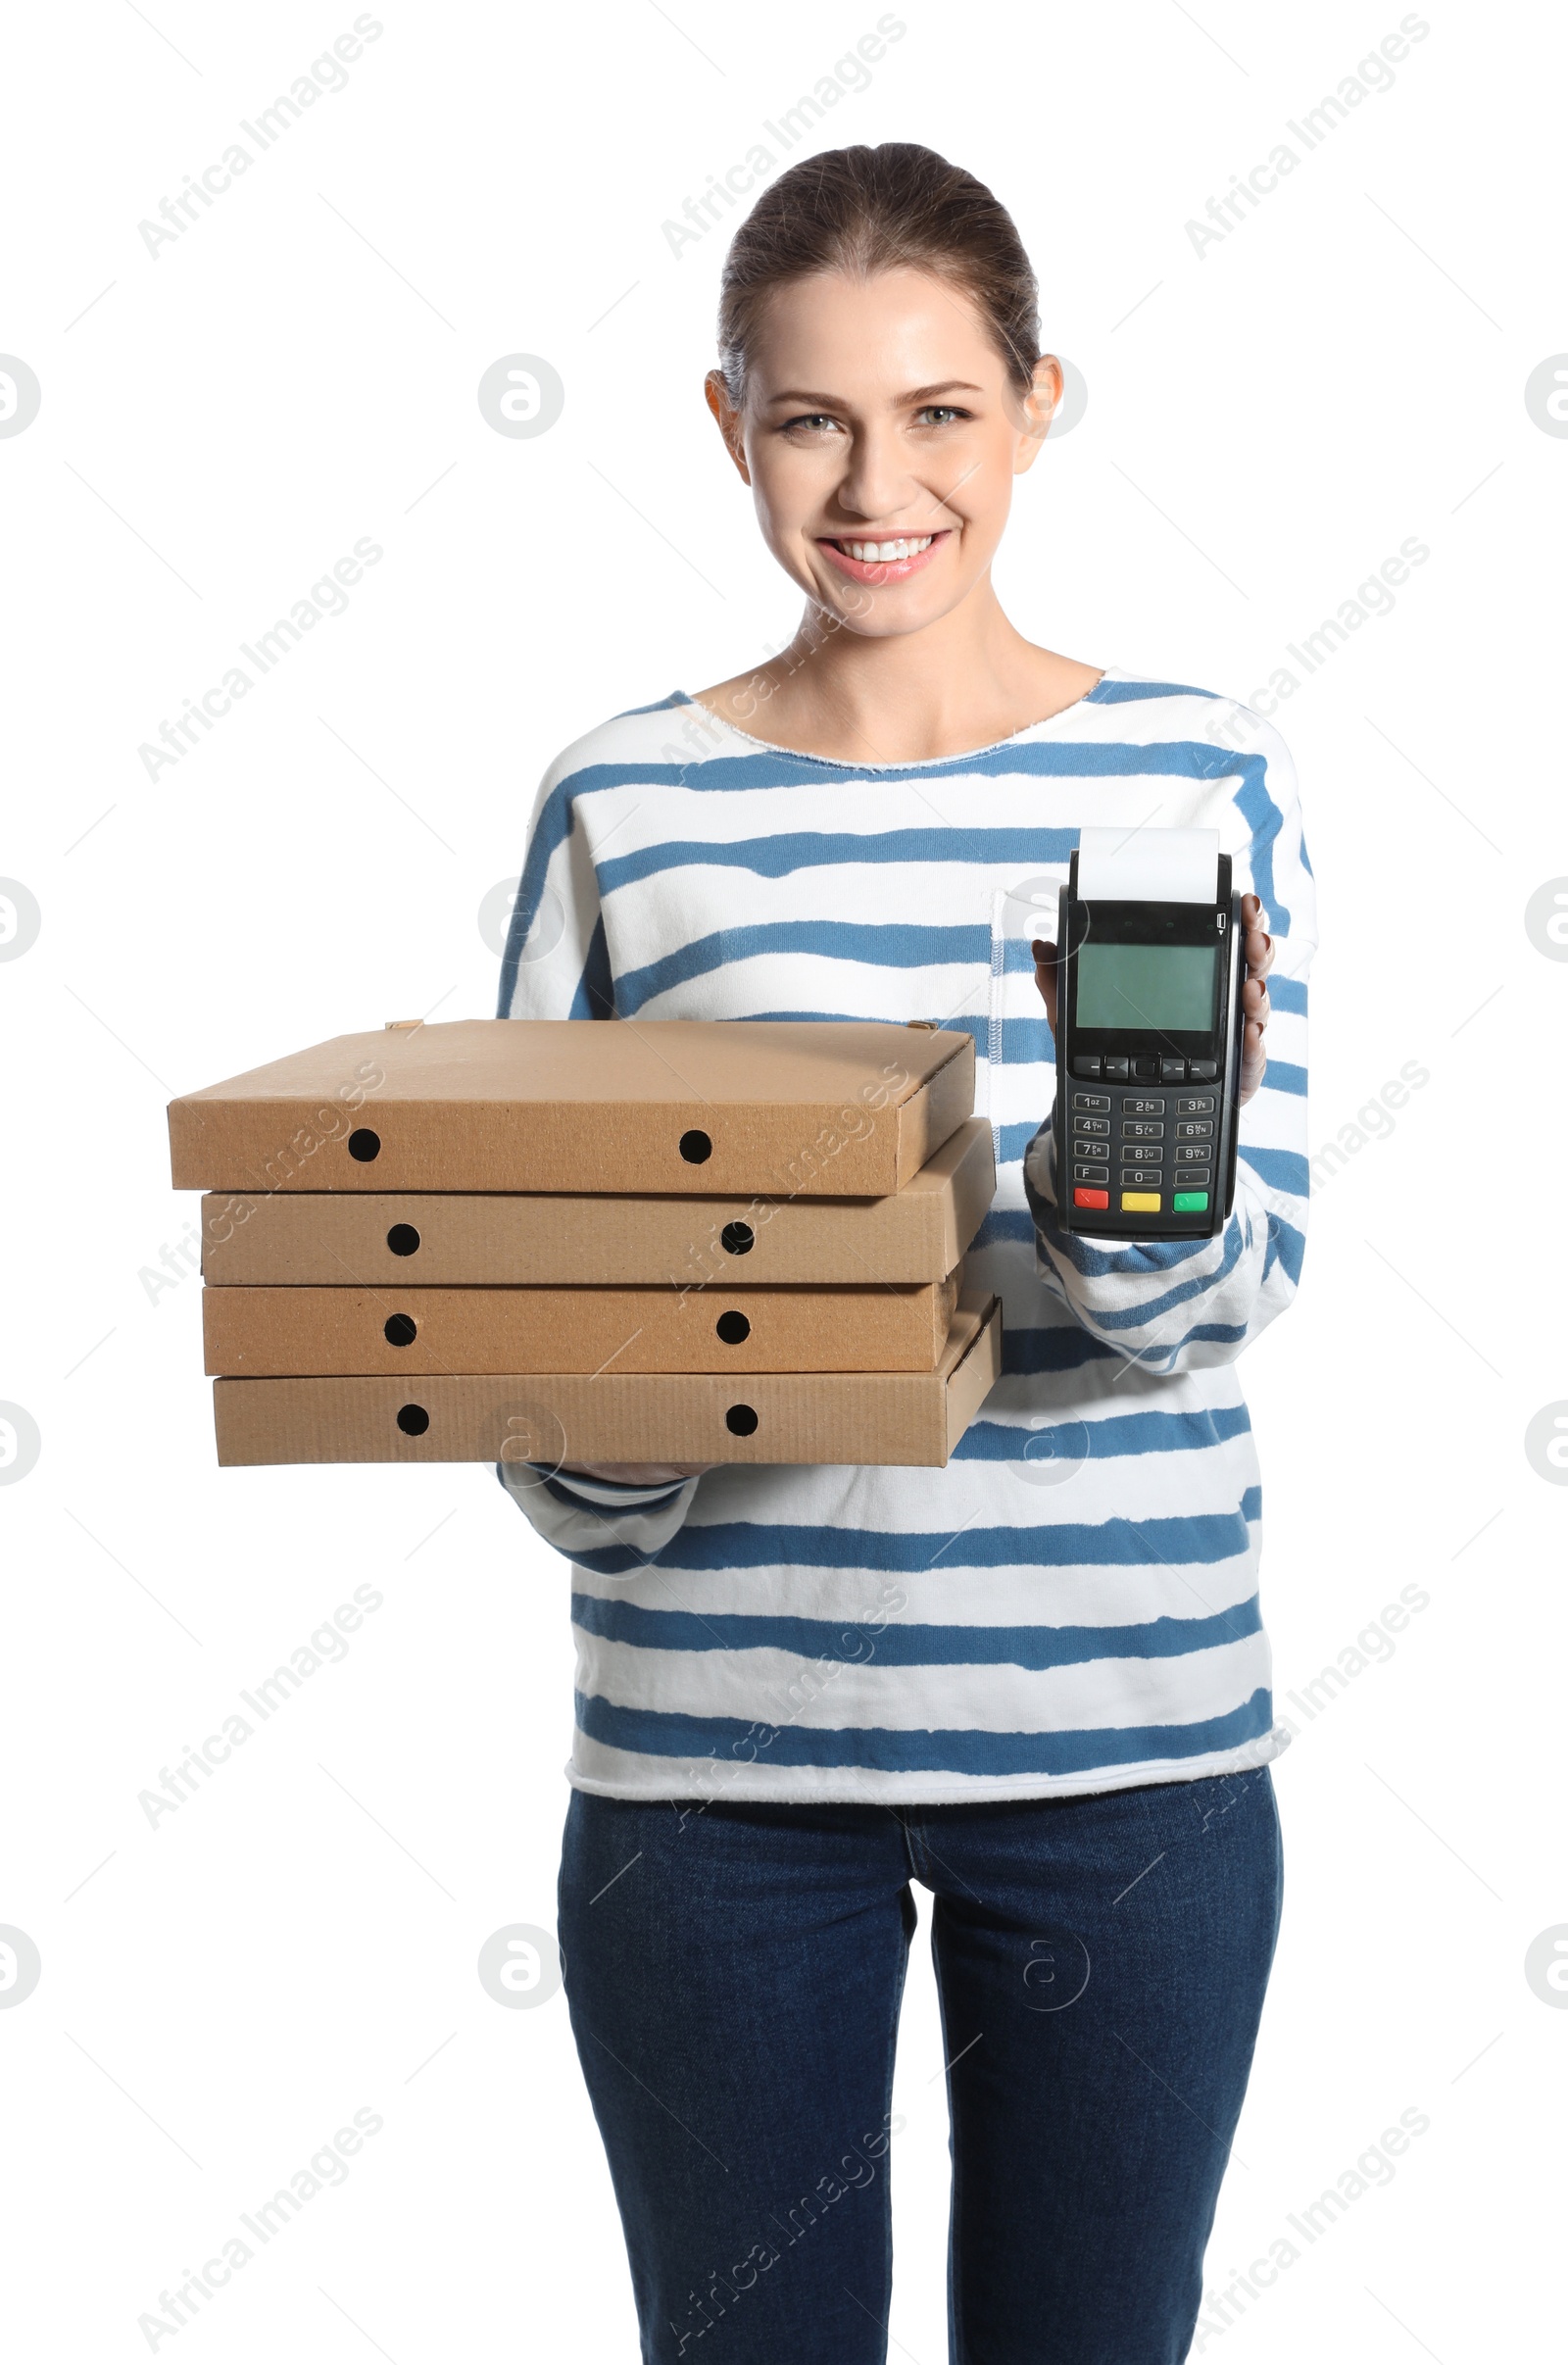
[895,1035,975,1188]
[944,1117,998,1269]
[200,1270,964,1378]
[211,1294,1003,1468]
[195,1116,997,1287]
[168,1022,976,1197]
[944,1291,1003,1457]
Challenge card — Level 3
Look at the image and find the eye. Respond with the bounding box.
[779,412,842,436]
[913,404,969,427]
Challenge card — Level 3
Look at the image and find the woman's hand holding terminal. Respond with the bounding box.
[1031,892,1275,1106]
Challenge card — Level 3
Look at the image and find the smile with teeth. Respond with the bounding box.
[829,534,935,562]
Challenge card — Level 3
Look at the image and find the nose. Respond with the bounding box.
[834,421,922,527]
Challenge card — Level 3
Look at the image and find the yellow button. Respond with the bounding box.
[1121,1191,1161,1211]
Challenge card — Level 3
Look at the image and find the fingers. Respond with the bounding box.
[1032,937,1058,1026]
[1241,892,1274,981]
[1237,898,1272,1103]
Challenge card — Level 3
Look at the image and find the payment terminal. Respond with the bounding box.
[1052,827,1245,1241]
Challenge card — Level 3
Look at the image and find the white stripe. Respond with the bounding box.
[573,1629,1273,1738]
[580,1553,1261,1632]
[565,1729,1290,1806]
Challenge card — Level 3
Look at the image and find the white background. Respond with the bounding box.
[2,2,1564,2357]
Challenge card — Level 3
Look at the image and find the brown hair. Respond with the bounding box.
[716,142,1041,406]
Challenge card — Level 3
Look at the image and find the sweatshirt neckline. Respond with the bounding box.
[672,667,1118,773]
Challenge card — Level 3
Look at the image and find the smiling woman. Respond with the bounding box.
[495,141,1315,2365]
[695,146,1102,755]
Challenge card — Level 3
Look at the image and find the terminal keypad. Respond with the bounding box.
[1066,1082,1219,1216]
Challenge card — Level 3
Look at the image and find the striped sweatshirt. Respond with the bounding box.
[496,668,1315,1804]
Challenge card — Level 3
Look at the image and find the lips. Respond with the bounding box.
[816,529,950,584]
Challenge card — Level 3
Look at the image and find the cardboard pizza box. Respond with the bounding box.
[169,1018,973,1198]
[211,1293,1003,1470]
[202,1271,963,1377]
[199,1117,996,1289]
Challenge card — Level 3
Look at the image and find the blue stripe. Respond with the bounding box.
[1262,1212,1306,1287]
[1262,1059,1306,1097]
[1046,1220,1244,1322]
[1268,976,1307,1014]
[999,1118,1047,1165]
[558,736,1269,802]
[573,1686,1275,1778]
[1239,1147,1309,1197]
[952,1402,1252,1462]
[1003,1326,1122,1375]
[1226,763,1291,935]
[567,914,614,1019]
[656,1507,1256,1573]
[571,1590,1262,1668]
[1086,678,1220,705]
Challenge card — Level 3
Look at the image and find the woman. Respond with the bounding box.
[498,143,1312,2365]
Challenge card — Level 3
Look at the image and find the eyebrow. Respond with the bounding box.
[764,380,985,408]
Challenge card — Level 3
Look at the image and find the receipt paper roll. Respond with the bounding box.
[1074,825,1220,906]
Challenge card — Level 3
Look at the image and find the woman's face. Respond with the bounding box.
[709,267,1060,639]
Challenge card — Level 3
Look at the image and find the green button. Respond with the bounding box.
[1172,1190,1209,1212]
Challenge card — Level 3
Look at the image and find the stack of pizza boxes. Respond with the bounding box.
[167,1019,1003,1471]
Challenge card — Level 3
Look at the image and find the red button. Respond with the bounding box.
[1073,1187,1109,1208]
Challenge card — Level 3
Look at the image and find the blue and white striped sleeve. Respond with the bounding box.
[496,1460,699,1565]
[494,739,701,1551]
[495,740,614,1023]
[1023,715,1317,1375]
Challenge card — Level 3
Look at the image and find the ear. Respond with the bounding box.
[1012,354,1063,476]
[705,369,752,484]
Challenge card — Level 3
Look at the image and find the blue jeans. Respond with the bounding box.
[558,1768,1283,2364]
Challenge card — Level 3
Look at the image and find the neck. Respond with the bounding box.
[732,576,1096,764]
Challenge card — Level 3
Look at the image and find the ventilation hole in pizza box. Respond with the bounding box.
[348,1128,381,1162]
[725,1404,759,1437]
[720,1221,754,1256]
[384,1313,417,1348]
[386,1223,420,1256]
[715,1310,751,1346]
[679,1129,712,1164]
[396,1403,430,1436]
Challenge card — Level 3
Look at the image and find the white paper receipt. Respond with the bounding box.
[1075,825,1220,905]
